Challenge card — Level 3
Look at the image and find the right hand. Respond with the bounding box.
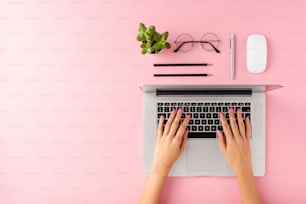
[217,107,253,176]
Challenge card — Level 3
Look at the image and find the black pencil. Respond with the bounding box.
[154,63,212,67]
[153,73,213,77]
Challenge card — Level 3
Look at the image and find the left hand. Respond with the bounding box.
[150,108,191,176]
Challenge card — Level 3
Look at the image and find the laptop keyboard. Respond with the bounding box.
[157,102,251,138]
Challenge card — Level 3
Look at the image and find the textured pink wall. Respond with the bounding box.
[0,0,305,203]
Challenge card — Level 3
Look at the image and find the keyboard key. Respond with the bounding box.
[238,102,244,106]
[158,107,163,112]
[245,102,251,106]
[198,102,204,106]
[222,107,228,112]
[205,102,210,106]
[165,107,169,112]
[207,113,212,118]
[197,107,202,112]
[165,103,170,106]
[187,126,190,131]
[213,113,218,118]
[245,113,251,119]
[191,102,197,106]
[203,107,208,112]
[211,126,217,131]
[190,107,195,112]
[218,102,224,106]
[218,126,223,131]
[215,120,220,125]
[167,113,171,118]
[193,113,199,118]
[201,120,207,125]
[184,107,189,112]
[225,102,230,106]
[205,126,210,131]
[195,120,200,125]
[182,113,186,118]
[188,132,216,138]
[242,107,251,112]
[210,107,215,112]
[216,107,221,112]
[212,102,217,106]
[192,126,197,131]
[178,102,184,106]
[231,102,237,106]
[158,113,165,118]
[198,126,204,131]
[171,102,177,106]
[184,102,190,106]
[208,120,213,124]
[157,102,163,106]
[200,113,205,118]
[225,113,229,118]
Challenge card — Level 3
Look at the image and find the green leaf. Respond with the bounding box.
[138,23,146,33]
[165,42,171,49]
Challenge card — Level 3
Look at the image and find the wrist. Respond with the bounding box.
[234,165,254,178]
[150,162,171,176]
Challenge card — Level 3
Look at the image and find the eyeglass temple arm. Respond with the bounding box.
[173,42,186,52]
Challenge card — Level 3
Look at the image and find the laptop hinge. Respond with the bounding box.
[156,89,252,96]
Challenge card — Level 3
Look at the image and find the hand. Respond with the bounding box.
[217,107,253,176]
[150,108,191,176]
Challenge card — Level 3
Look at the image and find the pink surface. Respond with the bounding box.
[0,0,305,203]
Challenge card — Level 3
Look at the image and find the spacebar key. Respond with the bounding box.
[188,132,216,138]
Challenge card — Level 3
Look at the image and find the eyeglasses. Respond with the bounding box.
[174,33,221,53]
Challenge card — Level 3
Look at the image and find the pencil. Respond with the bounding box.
[153,73,213,77]
[154,63,213,67]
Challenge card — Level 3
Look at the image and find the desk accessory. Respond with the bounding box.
[154,63,212,67]
[247,34,267,73]
[173,33,221,53]
[153,73,212,77]
[230,34,235,79]
[136,23,171,54]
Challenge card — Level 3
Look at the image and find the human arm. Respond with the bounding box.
[139,108,190,204]
[217,108,262,204]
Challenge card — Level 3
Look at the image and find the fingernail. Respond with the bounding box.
[186,129,188,134]
[178,108,183,113]
[219,112,224,117]
[216,130,221,136]
[160,115,164,119]
[229,107,234,113]
[186,114,191,119]
[172,109,176,113]
[246,116,250,121]
[237,108,241,113]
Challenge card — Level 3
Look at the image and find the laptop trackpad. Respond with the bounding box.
[186,140,222,171]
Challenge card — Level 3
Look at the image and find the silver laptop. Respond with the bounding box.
[140,84,283,176]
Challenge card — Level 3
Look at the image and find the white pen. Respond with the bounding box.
[230,34,235,79]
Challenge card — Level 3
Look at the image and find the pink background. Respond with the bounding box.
[0,0,305,203]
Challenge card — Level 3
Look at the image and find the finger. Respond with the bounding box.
[237,108,246,139]
[157,115,164,139]
[216,130,226,156]
[175,114,191,142]
[180,129,188,153]
[164,109,176,135]
[229,107,240,139]
[219,112,234,144]
[246,116,252,140]
[168,108,183,137]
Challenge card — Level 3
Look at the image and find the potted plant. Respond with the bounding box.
[136,23,171,54]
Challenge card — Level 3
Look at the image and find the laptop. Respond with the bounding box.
[139,84,283,176]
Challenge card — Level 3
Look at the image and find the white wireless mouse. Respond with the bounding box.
[247,34,267,73]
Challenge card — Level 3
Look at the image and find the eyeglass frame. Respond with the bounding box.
[173,33,221,53]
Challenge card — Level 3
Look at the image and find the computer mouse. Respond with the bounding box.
[247,34,267,73]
